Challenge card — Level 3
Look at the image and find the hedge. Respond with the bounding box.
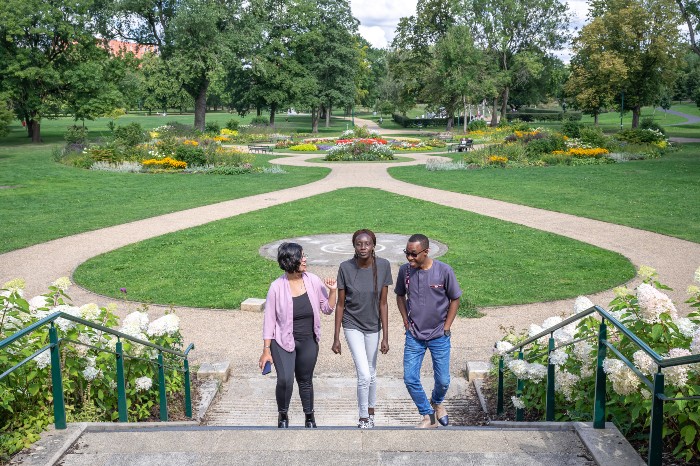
[392,114,473,128]
[505,111,582,122]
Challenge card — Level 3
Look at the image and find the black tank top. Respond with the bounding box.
[292,292,314,339]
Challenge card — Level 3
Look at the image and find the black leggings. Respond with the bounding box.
[270,338,319,414]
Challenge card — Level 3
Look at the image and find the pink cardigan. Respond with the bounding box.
[263,272,334,352]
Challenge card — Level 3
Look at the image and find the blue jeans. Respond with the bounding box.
[403,331,451,415]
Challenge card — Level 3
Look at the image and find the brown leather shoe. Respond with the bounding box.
[415,413,438,428]
[431,402,449,426]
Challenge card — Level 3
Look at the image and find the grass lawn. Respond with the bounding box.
[389,144,700,243]
[0,144,328,253]
[73,188,634,312]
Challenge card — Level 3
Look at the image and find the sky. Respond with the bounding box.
[350,0,591,60]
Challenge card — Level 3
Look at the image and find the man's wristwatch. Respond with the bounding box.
[444,329,451,337]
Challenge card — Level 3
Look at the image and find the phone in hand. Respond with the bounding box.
[262,361,272,375]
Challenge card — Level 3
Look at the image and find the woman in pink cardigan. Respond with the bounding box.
[259,242,337,428]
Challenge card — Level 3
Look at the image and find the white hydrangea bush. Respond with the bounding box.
[491,265,700,461]
[0,278,188,440]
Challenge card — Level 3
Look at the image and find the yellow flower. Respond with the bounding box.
[183,140,199,146]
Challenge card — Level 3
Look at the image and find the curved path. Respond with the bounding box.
[1,148,699,372]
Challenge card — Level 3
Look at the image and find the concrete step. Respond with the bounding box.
[57,427,596,466]
[205,376,479,427]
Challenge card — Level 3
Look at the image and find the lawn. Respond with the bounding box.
[73,188,635,311]
[0,144,328,253]
[389,144,700,243]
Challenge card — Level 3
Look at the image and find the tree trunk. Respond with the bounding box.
[446,116,453,131]
[26,120,32,138]
[193,80,209,131]
[632,105,641,128]
[30,119,41,143]
[270,102,277,126]
[490,98,499,127]
[594,112,599,126]
[463,97,468,133]
[311,107,319,133]
[325,104,331,128]
[500,86,510,121]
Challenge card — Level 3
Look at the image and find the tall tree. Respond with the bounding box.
[466,0,570,125]
[111,0,245,130]
[576,0,683,127]
[675,0,700,56]
[0,0,110,142]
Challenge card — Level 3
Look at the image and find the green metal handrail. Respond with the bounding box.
[496,305,700,466]
[0,311,195,429]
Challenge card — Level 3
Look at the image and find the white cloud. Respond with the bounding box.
[350,0,417,48]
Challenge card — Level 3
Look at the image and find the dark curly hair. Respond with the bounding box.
[277,242,304,273]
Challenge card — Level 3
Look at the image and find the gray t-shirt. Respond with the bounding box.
[394,260,462,340]
[337,257,393,333]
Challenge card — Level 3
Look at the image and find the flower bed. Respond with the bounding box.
[0,278,187,460]
[324,139,394,161]
[492,265,700,463]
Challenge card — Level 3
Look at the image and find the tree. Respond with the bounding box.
[576,0,683,127]
[111,0,245,130]
[675,0,700,57]
[0,0,110,142]
[466,0,570,125]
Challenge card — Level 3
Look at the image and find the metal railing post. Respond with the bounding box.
[593,320,608,428]
[158,351,168,421]
[497,357,504,414]
[648,371,665,466]
[184,358,192,418]
[546,336,556,421]
[49,324,66,429]
[516,350,524,421]
[115,340,128,422]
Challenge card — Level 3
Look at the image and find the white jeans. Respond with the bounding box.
[344,328,380,419]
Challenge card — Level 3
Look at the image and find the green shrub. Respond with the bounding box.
[561,120,583,138]
[467,119,487,131]
[225,119,239,130]
[163,122,197,138]
[114,123,147,147]
[579,126,610,149]
[205,121,220,134]
[205,164,258,175]
[615,128,666,144]
[640,117,666,135]
[539,152,572,165]
[65,126,89,145]
[250,116,269,126]
[174,144,207,166]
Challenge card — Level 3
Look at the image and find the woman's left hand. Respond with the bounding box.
[380,337,389,354]
[324,277,337,290]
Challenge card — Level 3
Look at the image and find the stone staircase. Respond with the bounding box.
[11,375,645,466]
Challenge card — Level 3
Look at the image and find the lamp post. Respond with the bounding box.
[352,106,355,127]
[620,90,625,130]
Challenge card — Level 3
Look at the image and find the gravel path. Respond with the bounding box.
[1,145,699,377]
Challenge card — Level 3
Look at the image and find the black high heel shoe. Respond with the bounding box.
[305,412,317,428]
[278,412,289,428]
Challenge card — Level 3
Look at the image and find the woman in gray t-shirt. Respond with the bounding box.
[332,229,393,429]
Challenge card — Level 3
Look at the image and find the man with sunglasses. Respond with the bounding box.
[395,233,461,428]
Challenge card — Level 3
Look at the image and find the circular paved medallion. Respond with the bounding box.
[260,233,448,265]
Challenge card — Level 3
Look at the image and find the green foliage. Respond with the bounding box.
[113,123,147,147]
[640,117,666,136]
[250,116,269,126]
[561,120,584,138]
[225,119,239,131]
[0,101,13,138]
[579,126,610,149]
[204,122,221,134]
[0,280,187,460]
[174,145,207,166]
[64,126,89,145]
[492,267,700,462]
[468,119,488,131]
[324,141,394,161]
[203,164,258,175]
[615,128,666,144]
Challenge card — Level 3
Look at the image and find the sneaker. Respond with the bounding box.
[415,413,438,429]
[368,414,375,428]
[358,418,373,429]
[431,402,449,426]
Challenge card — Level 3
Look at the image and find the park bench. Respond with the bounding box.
[448,139,473,153]
[247,144,274,154]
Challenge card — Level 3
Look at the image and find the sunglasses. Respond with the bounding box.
[403,248,427,258]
